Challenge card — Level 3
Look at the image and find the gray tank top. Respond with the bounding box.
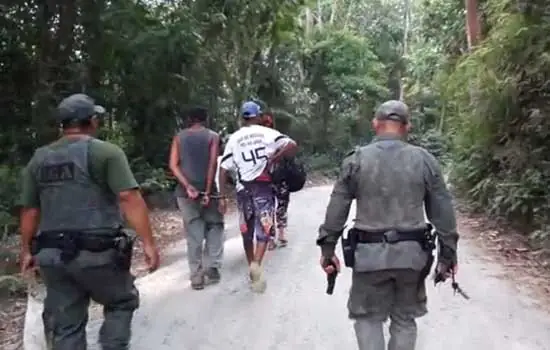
[176,128,217,196]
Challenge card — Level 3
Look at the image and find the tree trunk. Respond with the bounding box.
[465,0,481,49]
[329,0,338,25]
[304,8,312,38]
[316,0,323,29]
[399,0,411,101]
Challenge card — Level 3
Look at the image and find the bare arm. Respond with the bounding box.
[218,167,229,198]
[270,139,297,163]
[205,133,220,195]
[100,142,156,247]
[18,161,40,253]
[119,190,155,246]
[218,137,234,199]
[168,136,192,190]
[20,208,39,253]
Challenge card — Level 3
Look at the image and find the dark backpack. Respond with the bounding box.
[271,157,307,192]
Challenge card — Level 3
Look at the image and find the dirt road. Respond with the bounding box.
[70,186,550,348]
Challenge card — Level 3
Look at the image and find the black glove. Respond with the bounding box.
[435,243,456,284]
[434,263,451,284]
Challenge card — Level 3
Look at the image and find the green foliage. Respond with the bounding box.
[419,0,467,57]
[301,29,390,156]
[0,166,21,236]
[409,128,450,163]
[130,158,175,195]
[0,0,444,242]
[440,1,550,241]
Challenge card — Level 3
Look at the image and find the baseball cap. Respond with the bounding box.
[56,93,106,122]
[374,100,410,124]
[240,101,262,119]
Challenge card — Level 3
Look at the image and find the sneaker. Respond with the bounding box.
[205,267,221,284]
[249,262,267,293]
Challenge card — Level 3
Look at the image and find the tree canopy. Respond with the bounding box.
[2,0,550,246]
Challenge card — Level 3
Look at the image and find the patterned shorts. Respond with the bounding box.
[236,182,276,242]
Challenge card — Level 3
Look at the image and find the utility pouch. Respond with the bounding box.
[59,235,79,263]
[33,231,81,263]
[30,236,39,256]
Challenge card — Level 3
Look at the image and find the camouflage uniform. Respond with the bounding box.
[317,100,459,350]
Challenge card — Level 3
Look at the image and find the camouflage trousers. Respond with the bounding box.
[349,269,427,350]
[273,182,289,229]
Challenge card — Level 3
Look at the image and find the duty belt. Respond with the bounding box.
[352,227,431,245]
[35,232,121,251]
[340,225,434,269]
[32,228,134,266]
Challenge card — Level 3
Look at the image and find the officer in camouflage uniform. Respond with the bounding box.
[316,100,459,350]
[18,93,160,350]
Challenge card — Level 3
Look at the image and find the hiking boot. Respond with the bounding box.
[190,274,205,290]
[249,262,267,293]
[205,267,221,284]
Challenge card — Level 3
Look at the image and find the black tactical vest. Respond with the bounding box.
[34,137,123,233]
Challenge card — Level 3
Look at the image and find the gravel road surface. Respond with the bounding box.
[78,185,550,349]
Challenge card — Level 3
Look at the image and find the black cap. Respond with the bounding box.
[56,93,105,122]
[374,100,410,124]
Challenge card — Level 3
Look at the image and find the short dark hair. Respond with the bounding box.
[188,107,208,123]
[60,117,93,129]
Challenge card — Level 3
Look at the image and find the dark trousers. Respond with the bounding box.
[40,257,139,350]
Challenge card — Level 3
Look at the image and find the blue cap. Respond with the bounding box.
[240,101,262,119]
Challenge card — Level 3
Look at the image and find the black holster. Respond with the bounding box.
[113,229,135,271]
[341,229,358,268]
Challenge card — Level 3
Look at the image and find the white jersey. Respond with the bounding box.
[222,157,244,192]
[220,125,291,182]
[216,155,244,192]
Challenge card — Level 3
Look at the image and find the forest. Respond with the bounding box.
[1,0,549,283]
